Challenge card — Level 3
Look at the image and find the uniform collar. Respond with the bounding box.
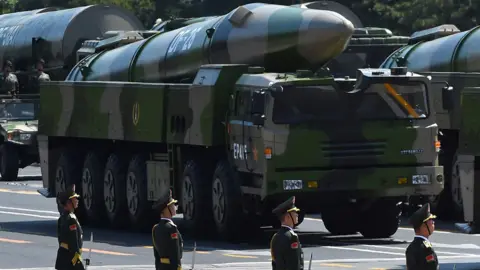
[281,225,293,231]
[415,234,430,243]
[161,217,174,224]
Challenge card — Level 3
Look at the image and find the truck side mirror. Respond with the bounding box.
[442,84,454,110]
[251,91,266,126]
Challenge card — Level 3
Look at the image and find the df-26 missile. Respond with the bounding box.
[67,2,355,83]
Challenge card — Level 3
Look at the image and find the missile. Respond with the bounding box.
[380,24,480,72]
[67,2,355,83]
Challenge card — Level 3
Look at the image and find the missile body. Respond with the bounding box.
[0,5,144,73]
[67,3,354,83]
[380,25,480,72]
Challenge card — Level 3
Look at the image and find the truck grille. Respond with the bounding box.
[321,141,386,158]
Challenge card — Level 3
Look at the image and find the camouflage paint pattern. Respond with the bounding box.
[66,3,354,83]
[39,64,443,200]
[0,120,38,145]
[380,25,480,73]
[380,26,480,226]
[0,4,144,72]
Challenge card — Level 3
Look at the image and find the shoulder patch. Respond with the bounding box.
[69,224,77,231]
[426,253,435,262]
[291,241,299,249]
[171,232,178,239]
[423,240,432,248]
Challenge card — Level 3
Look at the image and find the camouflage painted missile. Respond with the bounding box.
[380,25,480,72]
[66,2,355,83]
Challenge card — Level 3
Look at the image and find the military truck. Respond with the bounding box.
[37,3,443,240]
[0,94,40,181]
[380,24,480,233]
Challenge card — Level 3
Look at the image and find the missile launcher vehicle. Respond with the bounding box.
[380,24,480,233]
[37,3,443,240]
[0,5,144,181]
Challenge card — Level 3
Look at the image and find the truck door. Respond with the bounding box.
[228,89,258,172]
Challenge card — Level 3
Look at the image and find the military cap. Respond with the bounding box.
[409,203,436,229]
[272,196,300,217]
[152,188,178,211]
[58,184,80,205]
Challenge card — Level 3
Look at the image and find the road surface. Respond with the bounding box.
[0,172,479,269]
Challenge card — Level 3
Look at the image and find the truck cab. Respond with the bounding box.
[228,66,443,237]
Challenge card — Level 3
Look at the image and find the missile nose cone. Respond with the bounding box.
[298,10,355,65]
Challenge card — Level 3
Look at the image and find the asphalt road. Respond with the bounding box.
[0,170,479,269]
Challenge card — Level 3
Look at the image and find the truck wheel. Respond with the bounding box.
[55,152,82,214]
[359,199,401,238]
[321,207,358,235]
[126,154,151,230]
[103,153,128,228]
[81,152,106,225]
[181,160,213,235]
[0,144,19,182]
[211,160,244,240]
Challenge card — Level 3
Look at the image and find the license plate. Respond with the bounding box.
[283,180,303,190]
[412,174,430,184]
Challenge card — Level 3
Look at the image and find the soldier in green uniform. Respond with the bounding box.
[151,189,183,270]
[270,196,304,270]
[405,203,439,270]
[55,184,85,270]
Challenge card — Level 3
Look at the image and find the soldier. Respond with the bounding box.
[270,196,304,270]
[405,203,439,270]
[35,58,51,82]
[55,184,85,270]
[1,60,19,95]
[151,189,183,270]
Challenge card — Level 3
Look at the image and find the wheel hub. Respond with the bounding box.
[212,177,225,224]
[104,170,115,213]
[182,176,194,220]
[126,171,138,216]
[81,168,93,210]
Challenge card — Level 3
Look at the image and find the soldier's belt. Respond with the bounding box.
[60,242,69,249]
[160,258,170,264]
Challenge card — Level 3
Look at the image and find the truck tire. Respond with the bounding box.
[0,144,19,182]
[81,152,106,225]
[126,154,151,230]
[181,160,213,235]
[55,151,82,215]
[103,153,128,228]
[211,160,244,240]
[321,207,358,235]
[358,199,401,238]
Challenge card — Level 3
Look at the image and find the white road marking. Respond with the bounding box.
[0,210,57,220]
[305,217,458,235]
[360,244,479,256]
[323,245,404,256]
[0,206,58,214]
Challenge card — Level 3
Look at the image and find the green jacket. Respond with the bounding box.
[270,226,304,270]
[152,218,183,270]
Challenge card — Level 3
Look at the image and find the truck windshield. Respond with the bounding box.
[272,82,428,124]
[0,102,36,120]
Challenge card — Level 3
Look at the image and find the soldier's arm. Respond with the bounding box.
[272,234,287,269]
[67,216,82,266]
[421,246,437,270]
[166,225,182,270]
[284,234,301,270]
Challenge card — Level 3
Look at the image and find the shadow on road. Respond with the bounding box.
[0,217,407,253]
